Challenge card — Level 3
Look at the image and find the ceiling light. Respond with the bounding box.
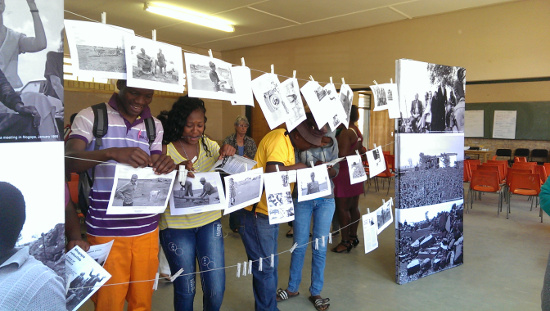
[144,2,235,32]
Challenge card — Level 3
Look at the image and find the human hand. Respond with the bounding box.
[151,154,176,175]
[109,147,151,168]
[15,105,41,127]
[218,144,236,158]
[66,239,90,252]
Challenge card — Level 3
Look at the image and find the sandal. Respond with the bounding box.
[309,295,330,311]
[286,228,294,238]
[349,235,360,248]
[331,240,352,253]
[276,288,299,302]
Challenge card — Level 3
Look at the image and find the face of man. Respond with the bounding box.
[130,175,138,184]
[311,172,315,181]
[117,82,154,120]
[292,131,317,152]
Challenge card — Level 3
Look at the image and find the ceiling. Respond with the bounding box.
[64,0,517,52]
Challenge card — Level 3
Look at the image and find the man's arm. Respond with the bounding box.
[19,0,47,52]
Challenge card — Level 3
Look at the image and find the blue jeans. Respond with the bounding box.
[287,198,335,296]
[160,220,225,311]
[239,209,280,311]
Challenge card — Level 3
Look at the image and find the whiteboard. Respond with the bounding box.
[493,110,517,139]
[465,110,484,137]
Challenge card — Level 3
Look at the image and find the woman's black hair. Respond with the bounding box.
[158,96,212,157]
[350,105,360,123]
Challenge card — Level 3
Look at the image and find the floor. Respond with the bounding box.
[81,182,550,311]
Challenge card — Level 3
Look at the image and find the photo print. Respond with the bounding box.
[251,73,289,129]
[396,59,466,133]
[263,171,295,225]
[362,211,378,254]
[395,200,464,285]
[300,80,331,130]
[296,165,331,202]
[107,165,177,215]
[339,83,354,128]
[185,52,237,102]
[0,0,64,142]
[124,35,185,93]
[223,167,264,215]
[64,20,133,80]
[230,65,254,106]
[396,133,464,209]
[280,78,307,131]
[375,198,393,234]
[366,146,386,178]
[170,172,226,215]
[323,82,348,131]
[371,83,400,119]
[66,246,111,311]
[346,154,367,184]
[0,141,65,279]
[86,240,114,267]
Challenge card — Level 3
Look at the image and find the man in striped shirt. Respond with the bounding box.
[65,80,175,311]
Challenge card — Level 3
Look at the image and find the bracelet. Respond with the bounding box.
[30,9,39,13]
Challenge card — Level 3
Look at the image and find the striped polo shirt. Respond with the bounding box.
[69,93,164,237]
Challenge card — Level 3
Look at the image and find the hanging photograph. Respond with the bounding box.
[396,59,465,133]
[366,146,386,178]
[251,73,289,129]
[263,171,295,225]
[0,0,64,142]
[230,65,254,106]
[296,165,331,202]
[223,168,264,215]
[124,35,185,93]
[185,52,237,101]
[170,172,226,215]
[362,211,378,254]
[395,200,464,285]
[300,80,331,130]
[375,198,393,234]
[107,165,177,215]
[280,78,307,131]
[346,154,367,184]
[64,20,133,80]
[371,83,400,119]
[396,133,464,209]
[339,83,354,128]
[323,82,348,131]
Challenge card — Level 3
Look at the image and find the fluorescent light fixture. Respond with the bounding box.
[144,2,235,32]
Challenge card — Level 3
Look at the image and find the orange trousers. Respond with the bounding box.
[88,228,159,311]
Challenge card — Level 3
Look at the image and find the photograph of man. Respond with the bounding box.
[0,182,65,310]
[209,61,221,91]
[115,174,138,206]
[199,177,219,204]
[157,48,166,75]
[307,171,320,194]
[181,179,193,202]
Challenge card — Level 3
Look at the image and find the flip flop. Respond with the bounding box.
[276,288,299,302]
[309,296,330,311]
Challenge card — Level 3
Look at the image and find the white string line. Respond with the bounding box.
[63,10,375,88]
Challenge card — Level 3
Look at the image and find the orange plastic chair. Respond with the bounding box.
[482,162,505,184]
[512,162,537,173]
[487,159,509,176]
[375,156,395,195]
[506,173,541,220]
[514,156,527,163]
[464,159,480,183]
[543,163,550,178]
[468,170,503,214]
[536,165,547,185]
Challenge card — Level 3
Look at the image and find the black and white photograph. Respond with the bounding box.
[0,141,65,279]
[376,198,394,234]
[64,19,133,80]
[362,211,378,254]
[107,165,177,215]
[66,246,111,311]
[223,168,264,215]
[372,83,400,119]
[211,154,256,175]
[251,73,289,130]
[366,146,386,178]
[0,0,64,143]
[395,200,464,285]
[396,133,464,209]
[125,35,185,93]
[397,59,466,133]
[296,165,331,202]
[263,171,295,225]
[300,80,332,130]
[346,154,367,184]
[323,82,348,131]
[169,172,226,215]
[280,78,307,131]
[230,65,254,106]
[185,52,237,102]
[339,83,354,128]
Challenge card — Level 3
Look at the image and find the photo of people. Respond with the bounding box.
[375,198,393,234]
[263,171,295,225]
[296,165,331,202]
[279,78,306,131]
[339,83,354,128]
[366,146,386,178]
[347,154,367,184]
[169,172,226,215]
[185,52,237,101]
[323,82,348,131]
[223,168,264,215]
[107,165,177,214]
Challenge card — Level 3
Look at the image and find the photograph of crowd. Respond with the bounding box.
[395,200,464,284]
[396,59,465,134]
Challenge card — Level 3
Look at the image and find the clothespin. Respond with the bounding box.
[241,57,246,66]
[342,77,346,85]
[330,77,333,85]
[328,232,333,244]
[271,64,274,74]
[391,132,394,137]
[293,70,296,79]
[310,161,314,168]
[276,165,280,172]
[367,208,371,213]
[374,143,377,149]
[208,49,213,58]
[248,260,253,275]
[390,78,393,84]
[152,29,157,41]
[259,257,263,271]
[290,242,298,253]
[321,236,325,247]
[271,254,275,267]
[236,263,241,278]
[310,75,315,82]
[389,197,394,206]
[170,268,184,282]
[101,12,106,24]
[355,150,361,157]
[178,166,187,184]
[315,238,319,250]
[153,273,159,290]
[373,80,378,85]
[191,156,197,163]
[243,261,247,276]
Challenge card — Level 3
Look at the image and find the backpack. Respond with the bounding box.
[77,102,156,216]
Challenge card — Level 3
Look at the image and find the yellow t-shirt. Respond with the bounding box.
[159,138,222,229]
[246,129,295,215]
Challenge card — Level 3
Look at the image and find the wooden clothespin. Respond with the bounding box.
[310,161,315,168]
[367,208,371,213]
[241,57,246,66]
[342,77,346,85]
[293,70,296,79]
[373,80,378,85]
[271,64,274,74]
[152,29,157,41]
[276,165,280,172]
[330,77,333,85]
[101,12,107,24]
[208,49,213,58]
[310,75,315,82]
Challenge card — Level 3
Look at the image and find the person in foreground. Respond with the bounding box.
[0,181,65,310]
[65,79,175,310]
[157,96,235,311]
[540,178,550,310]
[239,115,323,311]
[277,117,339,311]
